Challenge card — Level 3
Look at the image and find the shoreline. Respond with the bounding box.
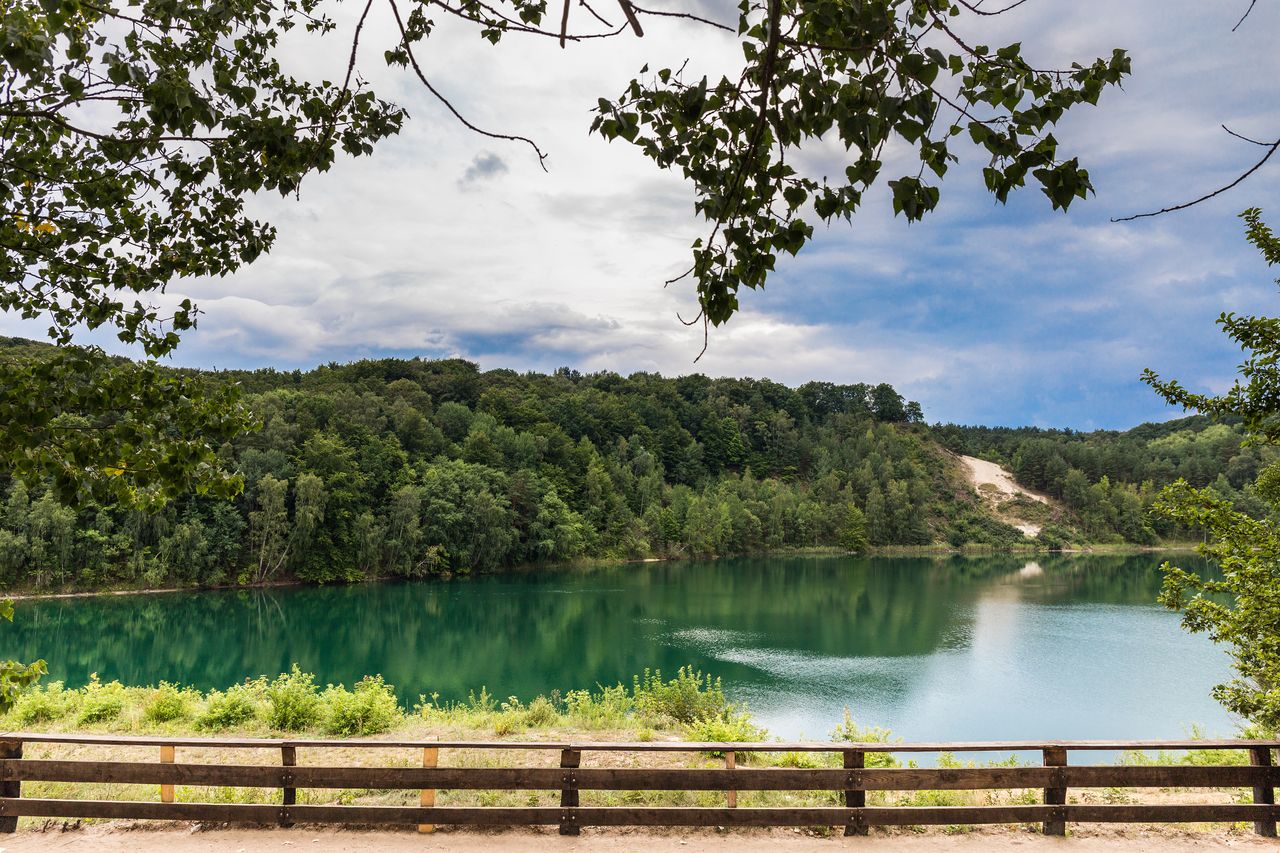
[2,543,1202,603]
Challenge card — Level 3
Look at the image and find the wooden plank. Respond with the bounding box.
[1064,765,1274,788]
[24,761,1240,792]
[844,749,866,837]
[418,742,438,834]
[0,740,20,833]
[560,739,1280,753]
[5,731,1279,753]
[159,745,175,804]
[1042,746,1067,836]
[0,798,556,826]
[5,798,1269,829]
[6,759,1267,795]
[0,733,568,750]
[0,797,283,823]
[1069,804,1276,823]
[1252,746,1277,837]
[292,804,563,825]
[574,807,853,826]
[575,806,1055,826]
[0,760,286,787]
[725,751,736,809]
[861,767,1052,790]
[559,747,580,836]
[0,761,561,790]
[864,805,1053,826]
[280,745,296,828]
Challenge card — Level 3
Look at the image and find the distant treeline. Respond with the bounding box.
[0,340,1261,591]
[936,417,1278,542]
[0,347,1003,590]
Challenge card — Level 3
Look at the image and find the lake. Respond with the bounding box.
[0,552,1234,741]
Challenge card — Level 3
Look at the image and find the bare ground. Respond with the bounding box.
[3,825,1277,852]
[957,455,1054,537]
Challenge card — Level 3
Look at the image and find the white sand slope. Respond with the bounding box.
[958,455,1048,537]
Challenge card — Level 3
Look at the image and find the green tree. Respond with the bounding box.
[1,0,401,503]
[1146,210,1280,731]
[249,475,290,584]
[0,599,45,713]
[837,504,869,553]
[864,485,889,546]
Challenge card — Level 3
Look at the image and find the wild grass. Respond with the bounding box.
[0,671,1259,832]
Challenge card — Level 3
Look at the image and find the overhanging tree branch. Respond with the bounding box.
[1113,135,1280,222]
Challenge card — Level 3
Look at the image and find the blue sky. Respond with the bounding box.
[4,0,1278,429]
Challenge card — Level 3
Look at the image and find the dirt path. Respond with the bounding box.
[2,826,1273,851]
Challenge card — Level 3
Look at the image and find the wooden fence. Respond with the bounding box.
[1,733,1278,837]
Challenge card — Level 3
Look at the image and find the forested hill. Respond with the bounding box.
[935,417,1278,541]
[0,342,1258,591]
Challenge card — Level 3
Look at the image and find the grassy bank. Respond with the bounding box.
[0,670,1256,825]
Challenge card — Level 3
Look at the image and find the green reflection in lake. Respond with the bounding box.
[0,553,1233,740]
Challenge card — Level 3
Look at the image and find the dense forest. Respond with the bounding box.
[0,337,1266,591]
[0,338,993,590]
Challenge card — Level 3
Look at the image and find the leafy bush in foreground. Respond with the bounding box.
[76,677,126,725]
[321,676,402,736]
[265,666,322,731]
[11,680,74,724]
[196,682,263,731]
[143,682,197,723]
[633,667,727,725]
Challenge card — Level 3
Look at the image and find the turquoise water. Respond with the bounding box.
[0,552,1233,740]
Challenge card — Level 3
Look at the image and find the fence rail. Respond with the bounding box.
[1,733,1277,837]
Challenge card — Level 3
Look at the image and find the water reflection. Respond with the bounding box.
[0,553,1232,740]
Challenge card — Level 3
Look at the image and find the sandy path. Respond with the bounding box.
[957,455,1051,537]
[1,826,1270,852]
[958,455,1049,505]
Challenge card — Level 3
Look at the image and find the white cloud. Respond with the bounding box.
[7,0,1279,429]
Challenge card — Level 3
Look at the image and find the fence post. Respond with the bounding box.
[159,744,175,804]
[843,749,867,836]
[725,750,737,808]
[0,739,22,833]
[559,747,581,836]
[418,739,439,834]
[1251,746,1277,837]
[280,745,297,828]
[1042,746,1067,836]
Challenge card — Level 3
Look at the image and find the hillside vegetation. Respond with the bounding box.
[937,418,1278,544]
[0,340,1258,591]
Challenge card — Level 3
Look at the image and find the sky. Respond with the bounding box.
[6,0,1280,430]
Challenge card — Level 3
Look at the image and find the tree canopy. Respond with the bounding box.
[0,0,1131,502]
[1,0,403,505]
[1145,209,1280,732]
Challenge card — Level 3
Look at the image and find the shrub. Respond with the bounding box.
[265,666,322,731]
[1035,524,1077,550]
[564,684,633,729]
[143,682,195,723]
[466,686,497,713]
[493,710,520,736]
[76,677,126,725]
[321,676,401,736]
[684,710,766,755]
[522,695,558,728]
[196,682,263,731]
[831,709,900,768]
[11,681,74,724]
[633,667,727,724]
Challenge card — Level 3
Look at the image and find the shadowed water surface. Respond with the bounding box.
[0,553,1232,740]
